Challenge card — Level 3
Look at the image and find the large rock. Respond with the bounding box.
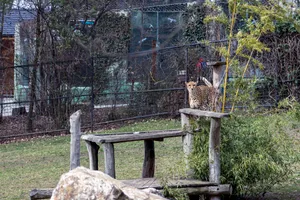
[50,167,167,200]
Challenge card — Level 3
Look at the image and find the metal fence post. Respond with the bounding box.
[90,57,95,133]
[184,47,188,108]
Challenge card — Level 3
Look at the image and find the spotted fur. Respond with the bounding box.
[185,80,217,111]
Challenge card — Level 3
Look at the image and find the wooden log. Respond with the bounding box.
[30,188,53,200]
[122,178,218,189]
[104,142,116,178]
[170,184,232,196]
[142,140,155,178]
[69,110,81,170]
[28,183,231,200]
[212,63,224,112]
[206,61,226,67]
[209,117,221,184]
[181,112,193,177]
[85,141,99,170]
[212,63,223,89]
[179,108,230,119]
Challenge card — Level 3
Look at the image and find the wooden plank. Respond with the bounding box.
[179,108,230,118]
[81,130,185,144]
[83,129,181,137]
[69,110,81,170]
[206,61,226,66]
[181,113,194,177]
[85,141,99,170]
[209,118,221,184]
[104,142,116,178]
[122,178,218,190]
[29,183,231,199]
[30,188,53,200]
[142,140,155,178]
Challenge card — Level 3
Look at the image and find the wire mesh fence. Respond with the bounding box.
[1,36,300,139]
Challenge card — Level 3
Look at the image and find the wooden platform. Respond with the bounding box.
[81,129,187,178]
[30,178,231,200]
[81,129,186,143]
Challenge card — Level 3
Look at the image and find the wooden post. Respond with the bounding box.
[104,142,116,178]
[85,141,99,170]
[212,64,223,89]
[69,110,81,170]
[142,140,155,178]
[208,62,225,112]
[181,112,194,177]
[209,117,221,200]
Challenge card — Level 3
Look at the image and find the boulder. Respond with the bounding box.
[50,167,167,200]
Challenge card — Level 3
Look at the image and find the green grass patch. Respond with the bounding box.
[0,117,299,199]
[0,118,183,200]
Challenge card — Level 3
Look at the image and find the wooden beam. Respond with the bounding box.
[104,142,116,178]
[85,141,99,170]
[209,118,221,184]
[170,184,232,196]
[142,140,155,178]
[206,61,226,67]
[122,178,218,189]
[69,110,81,170]
[179,108,230,118]
[81,130,185,144]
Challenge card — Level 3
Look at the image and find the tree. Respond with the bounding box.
[204,0,299,112]
[14,0,131,130]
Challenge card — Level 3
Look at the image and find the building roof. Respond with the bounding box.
[0,9,35,36]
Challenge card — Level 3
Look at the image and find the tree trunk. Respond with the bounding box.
[27,2,42,132]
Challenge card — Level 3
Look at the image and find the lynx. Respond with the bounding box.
[185,77,217,111]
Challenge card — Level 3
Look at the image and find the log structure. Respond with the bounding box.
[31,109,231,200]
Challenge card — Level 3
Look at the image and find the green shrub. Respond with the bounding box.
[190,106,299,196]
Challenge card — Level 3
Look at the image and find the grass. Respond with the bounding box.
[0,117,299,200]
[0,118,183,200]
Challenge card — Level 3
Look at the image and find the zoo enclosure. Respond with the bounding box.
[1,34,300,139]
[0,42,219,139]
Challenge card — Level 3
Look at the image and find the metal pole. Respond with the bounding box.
[184,47,188,107]
[90,57,94,133]
[156,11,159,47]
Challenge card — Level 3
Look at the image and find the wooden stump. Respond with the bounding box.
[70,110,81,170]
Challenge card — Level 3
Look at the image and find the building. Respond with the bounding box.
[0,9,35,96]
